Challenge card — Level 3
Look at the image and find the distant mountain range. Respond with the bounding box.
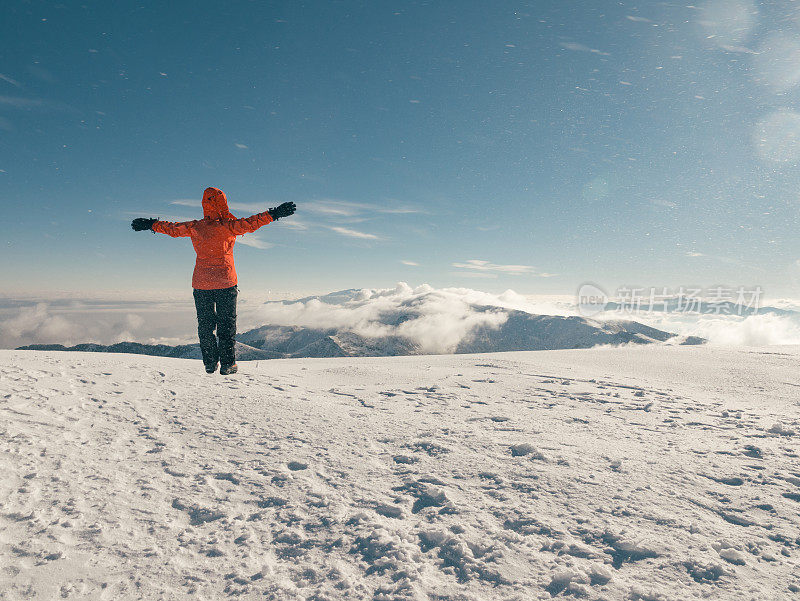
[17,308,704,360]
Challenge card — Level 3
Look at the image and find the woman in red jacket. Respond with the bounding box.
[132,187,296,375]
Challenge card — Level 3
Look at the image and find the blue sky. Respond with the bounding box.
[3,0,800,299]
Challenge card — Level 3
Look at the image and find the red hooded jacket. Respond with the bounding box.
[152,187,273,290]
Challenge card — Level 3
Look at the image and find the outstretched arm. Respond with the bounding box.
[131,217,195,237]
[226,202,296,236]
[226,210,273,236]
[151,220,195,237]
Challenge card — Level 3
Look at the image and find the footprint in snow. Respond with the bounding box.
[402,440,451,457]
[768,422,796,436]
[171,499,226,525]
[509,443,546,460]
[703,474,744,486]
[374,503,404,519]
[256,496,288,508]
[163,464,187,478]
[399,481,452,514]
[743,445,763,458]
[214,472,240,485]
[392,454,418,465]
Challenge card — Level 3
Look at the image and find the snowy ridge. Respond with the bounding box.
[1,347,798,599]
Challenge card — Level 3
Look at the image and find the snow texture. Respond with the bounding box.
[1,346,799,600]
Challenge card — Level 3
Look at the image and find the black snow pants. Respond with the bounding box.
[193,285,238,368]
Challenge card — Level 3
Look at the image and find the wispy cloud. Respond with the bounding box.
[279,219,309,231]
[306,201,358,217]
[306,199,422,217]
[0,95,47,108]
[237,234,273,250]
[559,41,610,56]
[0,74,21,87]
[719,45,758,54]
[329,226,380,240]
[684,251,765,271]
[401,260,419,266]
[376,205,423,215]
[452,259,556,277]
[451,271,498,279]
[0,95,73,111]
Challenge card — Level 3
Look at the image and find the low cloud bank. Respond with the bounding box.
[0,296,291,349]
[0,303,147,349]
[258,283,559,353]
[632,312,800,346]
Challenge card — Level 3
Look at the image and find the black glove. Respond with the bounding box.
[268,202,296,220]
[131,217,157,232]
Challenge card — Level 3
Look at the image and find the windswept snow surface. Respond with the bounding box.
[1,347,799,600]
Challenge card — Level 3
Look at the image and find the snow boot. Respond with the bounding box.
[205,362,218,374]
[220,363,238,375]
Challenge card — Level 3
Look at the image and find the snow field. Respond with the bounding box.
[1,347,799,600]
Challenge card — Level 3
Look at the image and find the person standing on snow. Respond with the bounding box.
[131,187,296,375]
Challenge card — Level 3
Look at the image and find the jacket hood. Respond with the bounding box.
[202,187,235,220]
